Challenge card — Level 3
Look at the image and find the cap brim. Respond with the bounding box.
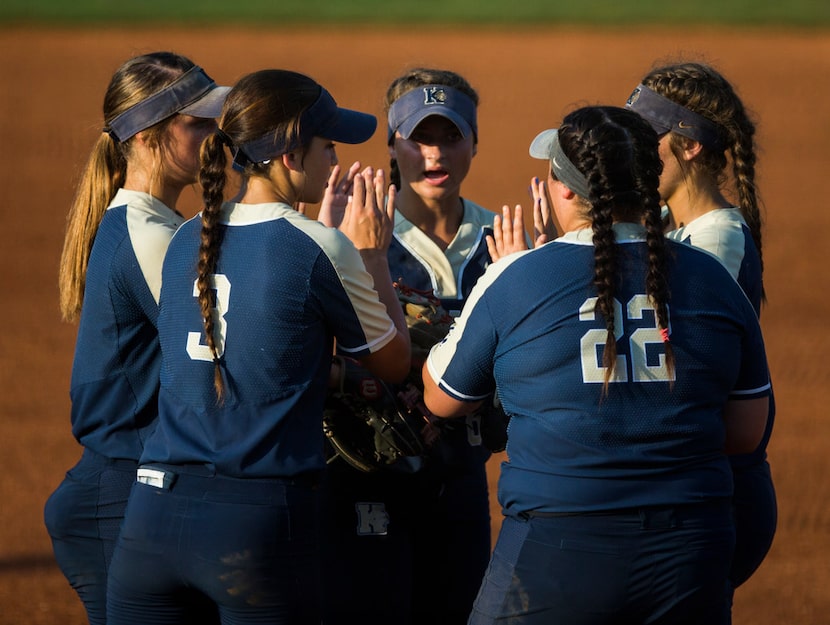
[397,109,473,141]
[179,85,231,118]
[529,128,558,160]
[320,108,378,144]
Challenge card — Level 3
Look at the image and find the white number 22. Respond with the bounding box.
[579,294,674,384]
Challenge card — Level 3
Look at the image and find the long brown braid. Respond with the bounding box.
[196,132,228,401]
[195,70,321,402]
[384,67,479,189]
[558,106,674,392]
[642,62,765,301]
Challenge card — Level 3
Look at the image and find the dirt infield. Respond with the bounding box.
[1,25,828,624]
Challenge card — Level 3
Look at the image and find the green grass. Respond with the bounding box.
[2,0,829,27]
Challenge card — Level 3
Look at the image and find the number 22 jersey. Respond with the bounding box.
[426,223,770,515]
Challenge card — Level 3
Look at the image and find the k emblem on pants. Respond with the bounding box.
[355,502,389,536]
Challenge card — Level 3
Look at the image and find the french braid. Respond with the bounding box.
[643,62,765,300]
[558,107,674,392]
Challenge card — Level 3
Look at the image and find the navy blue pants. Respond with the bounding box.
[730,459,777,590]
[469,503,734,625]
[320,424,492,625]
[730,390,777,590]
[45,451,219,625]
[106,466,321,625]
[43,449,138,625]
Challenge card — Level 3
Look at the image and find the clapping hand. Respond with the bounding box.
[316,161,364,228]
[337,167,396,254]
[486,177,557,262]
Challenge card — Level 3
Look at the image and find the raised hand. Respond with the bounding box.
[317,161,364,228]
[338,167,395,253]
[530,176,557,246]
[338,168,408,343]
[486,204,529,262]
[486,177,558,263]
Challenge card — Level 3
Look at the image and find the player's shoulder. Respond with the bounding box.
[461,198,498,228]
[267,206,364,270]
[114,188,182,227]
[166,212,202,252]
[701,207,746,227]
[100,190,182,266]
[283,210,355,257]
[667,208,746,243]
[666,239,755,309]
[667,210,752,280]
[217,201,341,245]
[666,236,732,271]
[474,244,554,297]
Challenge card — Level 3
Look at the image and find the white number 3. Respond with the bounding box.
[186,274,231,362]
[579,295,674,384]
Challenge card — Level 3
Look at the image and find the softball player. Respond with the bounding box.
[105,69,410,625]
[423,106,771,624]
[44,52,229,625]
[625,62,776,600]
[318,68,498,625]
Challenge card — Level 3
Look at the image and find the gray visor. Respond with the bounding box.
[107,66,230,142]
[625,84,723,150]
[387,85,477,144]
[529,128,591,199]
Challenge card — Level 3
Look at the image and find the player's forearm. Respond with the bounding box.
[723,396,769,455]
[359,250,408,337]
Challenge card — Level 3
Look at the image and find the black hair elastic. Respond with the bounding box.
[215,128,234,147]
[217,128,251,171]
[102,127,120,143]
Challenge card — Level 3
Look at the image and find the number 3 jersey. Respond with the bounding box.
[426,223,771,515]
[142,202,398,478]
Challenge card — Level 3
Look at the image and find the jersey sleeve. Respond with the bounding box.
[668,211,747,280]
[426,252,525,401]
[307,226,396,356]
[127,208,180,306]
[730,297,771,400]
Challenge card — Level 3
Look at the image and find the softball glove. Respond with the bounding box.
[323,355,428,472]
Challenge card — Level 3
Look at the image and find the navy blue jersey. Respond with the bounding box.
[388,198,496,458]
[667,208,771,468]
[667,207,763,316]
[388,199,494,316]
[69,189,183,459]
[427,223,770,515]
[142,202,397,478]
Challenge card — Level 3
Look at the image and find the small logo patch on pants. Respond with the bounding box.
[355,502,389,536]
[467,414,483,446]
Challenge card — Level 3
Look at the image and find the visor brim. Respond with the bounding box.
[321,108,378,144]
[396,109,473,141]
[529,128,558,160]
[179,85,231,118]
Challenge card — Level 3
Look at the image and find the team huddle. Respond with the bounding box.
[44,51,774,625]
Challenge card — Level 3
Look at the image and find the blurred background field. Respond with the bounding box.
[2,0,830,26]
